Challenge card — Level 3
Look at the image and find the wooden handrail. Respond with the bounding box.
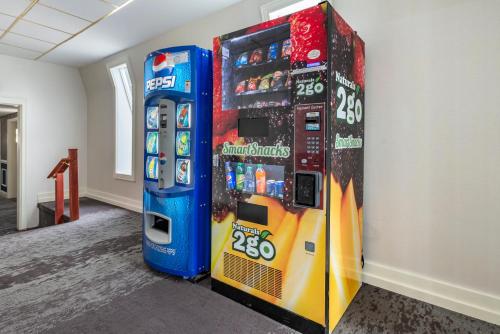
[47,149,79,224]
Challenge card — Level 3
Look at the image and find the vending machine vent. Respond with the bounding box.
[223,252,282,299]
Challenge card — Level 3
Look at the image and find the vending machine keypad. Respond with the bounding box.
[306,136,320,154]
[294,103,325,208]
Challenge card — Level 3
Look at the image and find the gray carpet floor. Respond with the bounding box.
[0,201,498,334]
[0,197,17,236]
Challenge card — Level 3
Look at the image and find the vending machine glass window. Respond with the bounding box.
[221,23,292,111]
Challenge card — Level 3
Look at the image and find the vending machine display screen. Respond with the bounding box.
[146,132,159,154]
[176,103,191,128]
[146,107,159,129]
[305,111,321,131]
[176,158,191,184]
[176,131,191,156]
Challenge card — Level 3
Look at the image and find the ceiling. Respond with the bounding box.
[0,0,241,67]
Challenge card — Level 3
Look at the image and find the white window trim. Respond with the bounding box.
[261,0,331,21]
[107,57,136,182]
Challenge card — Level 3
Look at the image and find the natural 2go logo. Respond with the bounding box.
[232,223,276,261]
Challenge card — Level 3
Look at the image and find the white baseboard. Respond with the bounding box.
[363,261,500,326]
[37,187,88,203]
[85,188,142,213]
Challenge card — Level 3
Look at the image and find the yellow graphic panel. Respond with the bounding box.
[211,194,326,326]
[329,178,363,331]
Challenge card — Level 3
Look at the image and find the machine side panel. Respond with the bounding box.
[327,7,365,332]
[191,48,213,274]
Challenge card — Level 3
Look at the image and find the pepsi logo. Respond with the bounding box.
[153,53,174,72]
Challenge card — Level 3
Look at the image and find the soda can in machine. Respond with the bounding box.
[266,180,275,197]
[275,180,284,199]
[225,161,236,190]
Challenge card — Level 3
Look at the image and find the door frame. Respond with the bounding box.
[0,96,27,231]
[6,117,18,199]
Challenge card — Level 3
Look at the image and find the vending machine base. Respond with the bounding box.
[212,279,324,334]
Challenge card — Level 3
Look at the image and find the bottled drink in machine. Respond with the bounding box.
[255,164,266,194]
[225,161,236,190]
[243,165,255,193]
[235,162,245,191]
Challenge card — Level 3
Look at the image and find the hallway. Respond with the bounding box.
[0,200,497,334]
[0,197,16,236]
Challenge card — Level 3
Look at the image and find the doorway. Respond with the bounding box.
[0,102,21,236]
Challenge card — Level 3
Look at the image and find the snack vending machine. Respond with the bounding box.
[143,46,212,278]
[211,3,365,333]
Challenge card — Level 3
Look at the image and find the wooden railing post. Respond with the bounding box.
[47,149,79,225]
[55,172,64,224]
[68,149,79,221]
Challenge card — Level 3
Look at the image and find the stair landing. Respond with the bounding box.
[37,197,124,227]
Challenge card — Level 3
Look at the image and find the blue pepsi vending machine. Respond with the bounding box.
[143,46,212,278]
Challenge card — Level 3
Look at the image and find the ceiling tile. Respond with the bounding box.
[11,20,72,44]
[0,41,41,60]
[0,12,15,30]
[2,31,55,52]
[38,0,115,22]
[23,4,90,34]
[0,0,31,17]
[38,0,243,67]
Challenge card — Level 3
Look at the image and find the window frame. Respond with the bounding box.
[107,57,136,182]
[260,0,329,21]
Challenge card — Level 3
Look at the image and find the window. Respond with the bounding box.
[261,0,328,21]
[109,62,134,180]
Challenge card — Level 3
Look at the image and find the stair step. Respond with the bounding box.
[37,201,72,227]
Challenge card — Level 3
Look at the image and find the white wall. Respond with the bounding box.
[80,0,500,324]
[334,0,500,324]
[80,0,270,211]
[0,54,87,229]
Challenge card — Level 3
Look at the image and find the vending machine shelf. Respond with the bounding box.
[235,87,289,96]
[234,56,290,70]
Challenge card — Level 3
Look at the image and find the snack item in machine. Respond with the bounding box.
[258,78,270,90]
[235,52,248,67]
[267,42,279,61]
[247,77,260,91]
[284,70,292,88]
[281,38,292,58]
[235,80,247,94]
[249,48,263,64]
[258,73,273,90]
[270,71,284,89]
